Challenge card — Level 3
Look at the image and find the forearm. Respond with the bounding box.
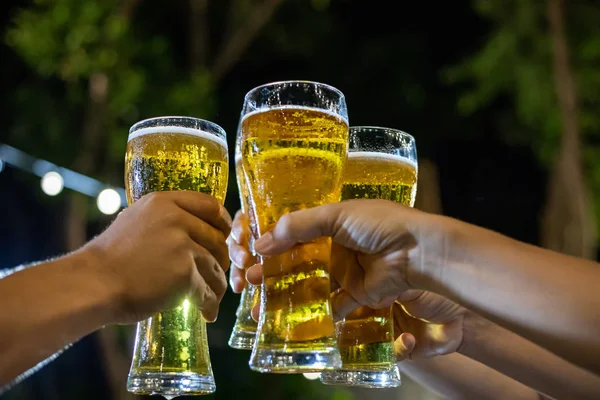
[460,312,600,399]
[398,353,539,400]
[415,214,600,373]
[0,250,115,386]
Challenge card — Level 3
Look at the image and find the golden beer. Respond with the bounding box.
[242,82,348,373]
[341,152,417,207]
[125,117,228,397]
[321,127,417,388]
[228,148,262,350]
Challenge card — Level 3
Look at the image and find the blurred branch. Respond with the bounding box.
[414,159,442,214]
[541,0,597,259]
[190,0,209,67]
[548,0,580,158]
[121,0,143,19]
[212,0,284,81]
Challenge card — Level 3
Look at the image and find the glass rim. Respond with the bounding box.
[128,116,227,145]
[243,80,346,104]
[350,125,416,144]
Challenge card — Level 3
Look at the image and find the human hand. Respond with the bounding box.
[244,261,466,361]
[252,199,450,310]
[227,210,257,293]
[392,290,467,360]
[84,191,232,324]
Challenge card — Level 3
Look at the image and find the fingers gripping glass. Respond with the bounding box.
[240,80,349,373]
[228,124,262,350]
[125,116,229,398]
[320,126,418,388]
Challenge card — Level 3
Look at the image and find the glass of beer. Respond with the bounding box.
[124,116,229,397]
[229,125,262,350]
[320,126,417,388]
[240,80,349,373]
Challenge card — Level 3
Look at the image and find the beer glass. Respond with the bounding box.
[124,116,229,397]
[240,80,349,373]
[320,126,418,388]
[229,126,262,350]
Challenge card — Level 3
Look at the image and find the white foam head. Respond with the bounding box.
[128,126,228,149]
[348,151,418,170]
[241,105,349,126]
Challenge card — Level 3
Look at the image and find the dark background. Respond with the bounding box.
[1,0,596,399]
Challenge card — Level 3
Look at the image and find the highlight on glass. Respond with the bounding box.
[125,116,229,397]
[228,125,262,350]
[320,125,418,388]
[240,80,349,373]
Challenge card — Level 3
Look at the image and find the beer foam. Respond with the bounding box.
[241,105,349,125]
[348,151,418,169]
[128,126,228,149]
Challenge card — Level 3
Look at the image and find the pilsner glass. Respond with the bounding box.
[229,126,262,350]
[240,80,349,373]
[320,126,418,388]
[124,116,229,397]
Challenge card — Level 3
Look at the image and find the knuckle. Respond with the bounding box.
[202,287,217,308]
[164,210,183,227]
[214,229,227,245]
[175,259,195,285]
[218,205,232,231]
[143,191,164,206]
[172,230,193,250]
[388,269,407,293]
[215,276,228,298]
[277,213,294,235]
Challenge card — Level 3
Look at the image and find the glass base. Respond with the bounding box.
[320,365,401,388]
[126,372,216,397]
[249,348,342,374]
[228,328,256,350]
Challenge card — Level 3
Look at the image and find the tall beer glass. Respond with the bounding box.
[241,81,348,373]
[124,116,229,397]
[229,126,262,350]
[320,126,417,388]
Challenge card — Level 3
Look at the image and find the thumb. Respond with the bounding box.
[254,203,342,255]
[394,332,416,361]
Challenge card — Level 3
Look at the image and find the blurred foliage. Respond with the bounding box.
[4,0,575,398]
[1,0,361,399]
[5,0,215,187]
[444,0,600,231]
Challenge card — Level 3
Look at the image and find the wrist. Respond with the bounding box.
[457,311,490,359]
[405,212,463,290]
[66,247,122,326]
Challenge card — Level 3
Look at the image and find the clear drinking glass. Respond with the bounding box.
[320,125,418,388]
[240,80,349,373]
[124,116,229,397]
[229,125,262,350]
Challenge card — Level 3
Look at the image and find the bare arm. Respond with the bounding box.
[0,191,232,391]
[398,353,540,400]
[417,215,600,374]
[458,312,600,399]
[0,250,116,387]
[246,200,600,374]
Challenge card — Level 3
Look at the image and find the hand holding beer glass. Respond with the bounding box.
[124,117,229,397]
[229,127,262,350]
[320,126,418,388]
[240,81,349,373]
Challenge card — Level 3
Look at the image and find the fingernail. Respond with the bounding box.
[254,232,273,253]
[231,276,243,293]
